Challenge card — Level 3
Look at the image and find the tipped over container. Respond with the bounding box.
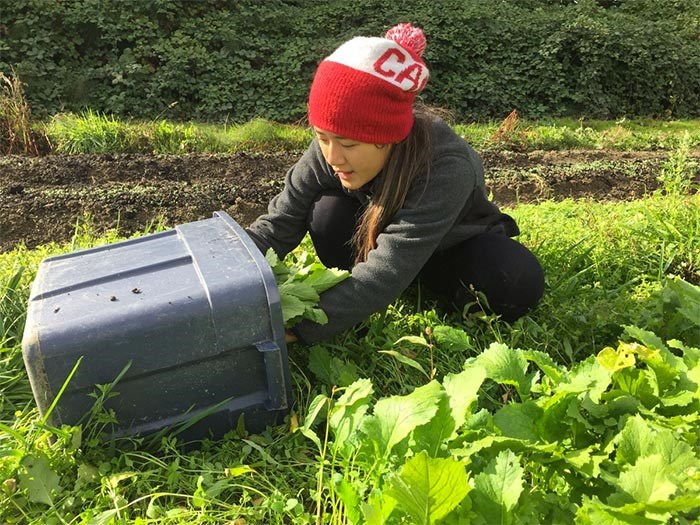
[21,211,291,441]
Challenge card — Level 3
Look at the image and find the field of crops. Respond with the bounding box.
[1,120,699,524]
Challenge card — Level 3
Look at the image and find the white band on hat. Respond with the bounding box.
[325,37,429,93]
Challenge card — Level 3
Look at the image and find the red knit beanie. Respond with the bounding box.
[308,23,430,144]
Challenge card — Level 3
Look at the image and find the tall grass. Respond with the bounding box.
[455,112,700,152]
[45,110,138,154]
[0,70,49,155]
[41,110,700,155]
[45,112,313,154]
[1,187,698,523]
[511,193,699,360]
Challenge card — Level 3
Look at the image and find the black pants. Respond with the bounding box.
[307,190,545,322]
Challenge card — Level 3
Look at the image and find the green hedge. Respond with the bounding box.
[2,0,699,122]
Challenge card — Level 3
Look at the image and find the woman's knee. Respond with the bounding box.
[307,190,363,270]
[425,234,545,322]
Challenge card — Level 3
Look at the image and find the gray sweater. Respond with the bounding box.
[246,118,517,343]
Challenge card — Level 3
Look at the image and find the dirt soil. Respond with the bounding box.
[1,149,698,252]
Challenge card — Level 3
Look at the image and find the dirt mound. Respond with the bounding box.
[0,149,697,252]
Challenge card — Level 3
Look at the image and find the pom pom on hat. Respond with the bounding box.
[308,23,430,144]
[385,23,427,57]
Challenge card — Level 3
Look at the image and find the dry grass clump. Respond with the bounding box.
[0,69,49,155]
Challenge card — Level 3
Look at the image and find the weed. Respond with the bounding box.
[657,131,699,196]
[0,70,48,155]
[45,110,143,154]
[225,117,311,152]
[487,109,523,149]
[149,120,201,154]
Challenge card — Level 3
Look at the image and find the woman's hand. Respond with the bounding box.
[285,329,298,344]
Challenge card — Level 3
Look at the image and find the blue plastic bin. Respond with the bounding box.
[21,211,290,440]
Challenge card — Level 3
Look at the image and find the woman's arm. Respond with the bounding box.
[246,141,340,259]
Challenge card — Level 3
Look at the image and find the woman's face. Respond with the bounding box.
[313,128,392,190]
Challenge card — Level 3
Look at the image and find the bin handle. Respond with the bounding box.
[256,341,288,410]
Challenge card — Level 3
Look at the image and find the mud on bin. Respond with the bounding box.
[21,211,291,441]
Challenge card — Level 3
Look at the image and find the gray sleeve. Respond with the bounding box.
[246,142,340,259]
[293,153,477,344]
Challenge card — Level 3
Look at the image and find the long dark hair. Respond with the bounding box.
[352,106,436,263]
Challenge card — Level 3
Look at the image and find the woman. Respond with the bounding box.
[246,23,545,344]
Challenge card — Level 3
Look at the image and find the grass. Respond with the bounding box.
[31,110,700,156]
[44,112,313,155]
[1,185,698,523]
[454,113,700,152]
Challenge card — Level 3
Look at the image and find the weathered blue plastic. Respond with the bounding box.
[21,211,291,440]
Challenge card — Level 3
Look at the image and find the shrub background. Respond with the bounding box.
[1,0,699,123]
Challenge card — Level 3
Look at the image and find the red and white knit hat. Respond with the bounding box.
[308,23,430,144]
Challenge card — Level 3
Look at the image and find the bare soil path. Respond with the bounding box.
[1,149,697,252]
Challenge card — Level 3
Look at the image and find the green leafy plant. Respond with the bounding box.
[299,278,700,523]
[265,248,349,327]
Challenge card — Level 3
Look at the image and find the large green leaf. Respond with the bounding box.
[412,365,488,458]
[562,356,613,403]
[279,293,307,324]
[615,415,656,466]
[411,390,453,457]
[18,453,61,506]
[472,449,524,525]
[361,381,442,458]
[493,401,543,442]
[473,343,532,399]
[618,455,677,504]
[562,446,607,478]
[300,306,327,326]
[443,364,487,431]
[615,423,697,509]
[362,490,398,525]
[278,280,319,303]
[330,378,374,448]
[431,325,473,352]
[300,264,350,292]
[652,429,697,472]
[538,390,579,442]
[523,349,567,384]
[386,450,470,525]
